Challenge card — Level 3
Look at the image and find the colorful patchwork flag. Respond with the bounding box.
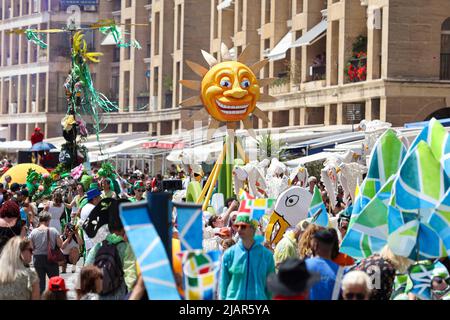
[308,185,329,227]
[173,202,203,251]
[340,175,395,259]
[408,118,450,176]
[238,198,275,221]
[179,250,221,300]
[407,261,438,300]
[393,141,450,211]
[239,189,255,200]
[351,129,406,222]
[120,203,180,300]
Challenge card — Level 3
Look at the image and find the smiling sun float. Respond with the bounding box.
[179,43,277,139]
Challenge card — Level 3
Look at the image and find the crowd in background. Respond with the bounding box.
[0,157,449,301]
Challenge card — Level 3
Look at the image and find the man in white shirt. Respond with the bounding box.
[78,187,102,259]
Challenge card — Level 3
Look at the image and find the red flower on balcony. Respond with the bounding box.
[345,51,367,82]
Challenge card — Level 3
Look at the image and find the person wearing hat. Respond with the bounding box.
[267,258,319,300]
[30,127,44,145]
[129,181,146,202]
[30,127,44,164]
[78,185,102,257]
[305,228,344,300]
[219,212,275,300]
[41,276,68,300]
[84,201,138,300]
[431,262,450,300]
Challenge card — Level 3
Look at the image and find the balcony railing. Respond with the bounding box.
[441,54,450,80]
[310,65,326,81]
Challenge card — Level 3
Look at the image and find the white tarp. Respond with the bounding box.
[266,31,292,61]
[292,19,327,48]
[0,140,32,152]
[166,141,223,164]
[217,0,232,10]
[285,152,333,168]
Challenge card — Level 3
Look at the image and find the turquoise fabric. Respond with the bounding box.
[220,239,275,300]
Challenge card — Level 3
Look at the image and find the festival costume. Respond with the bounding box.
[273,230,299,268]
[220,239,275,300]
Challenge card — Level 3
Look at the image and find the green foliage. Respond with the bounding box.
[257,132,288,162]
[304,160,325,181]
[163,76,173,92]
[352,35,367,53]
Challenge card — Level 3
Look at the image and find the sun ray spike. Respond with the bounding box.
[179,80,201,91]
[191,108,209,121]
[242,118,257,139]
[252,107,270,123]
[180,96,203,108]
[201,50,218,67]
[185,60,208,77]
[221,43,232,61]
[237,44,254,64]
[206,119,222,140]
[250,59,269,75]
[259,93,277,103]
[258,78,278,87]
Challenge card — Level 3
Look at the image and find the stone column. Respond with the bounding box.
[336,102,343,125]
[380,96,387,122]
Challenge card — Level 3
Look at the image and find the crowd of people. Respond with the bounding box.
[0,158,449,301]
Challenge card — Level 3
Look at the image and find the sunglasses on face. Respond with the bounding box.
[433,277,445,284]
[344,292,366,300]
[136,189,145,192]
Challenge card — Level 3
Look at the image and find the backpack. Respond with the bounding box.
[94,240,124,295]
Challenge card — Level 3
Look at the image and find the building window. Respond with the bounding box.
[440,18,450,80]
[264,0,271,25]
[154,12,160,55]
[176,4,182,50]
[296,0,303,14]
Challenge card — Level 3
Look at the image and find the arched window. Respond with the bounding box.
[440,18,450,80]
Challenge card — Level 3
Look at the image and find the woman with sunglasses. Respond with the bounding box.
[341,271,371,300]
[130,181,146,202]
[0,237,40,300]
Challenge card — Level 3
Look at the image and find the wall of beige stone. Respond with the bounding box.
[387,0,450,80]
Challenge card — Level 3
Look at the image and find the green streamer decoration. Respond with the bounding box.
[99,24,142,49]
[25,29,47,49]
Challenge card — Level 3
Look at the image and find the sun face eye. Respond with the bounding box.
[285,195,300,207]
[220,78,232,88]
[240,78,250,89]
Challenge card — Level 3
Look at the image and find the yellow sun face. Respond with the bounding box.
[201,61,260,123]
[179,43,276,139]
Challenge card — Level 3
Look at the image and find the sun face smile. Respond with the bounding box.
[215,100,249,115]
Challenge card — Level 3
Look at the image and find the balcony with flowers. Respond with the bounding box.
[344,35,367,83]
